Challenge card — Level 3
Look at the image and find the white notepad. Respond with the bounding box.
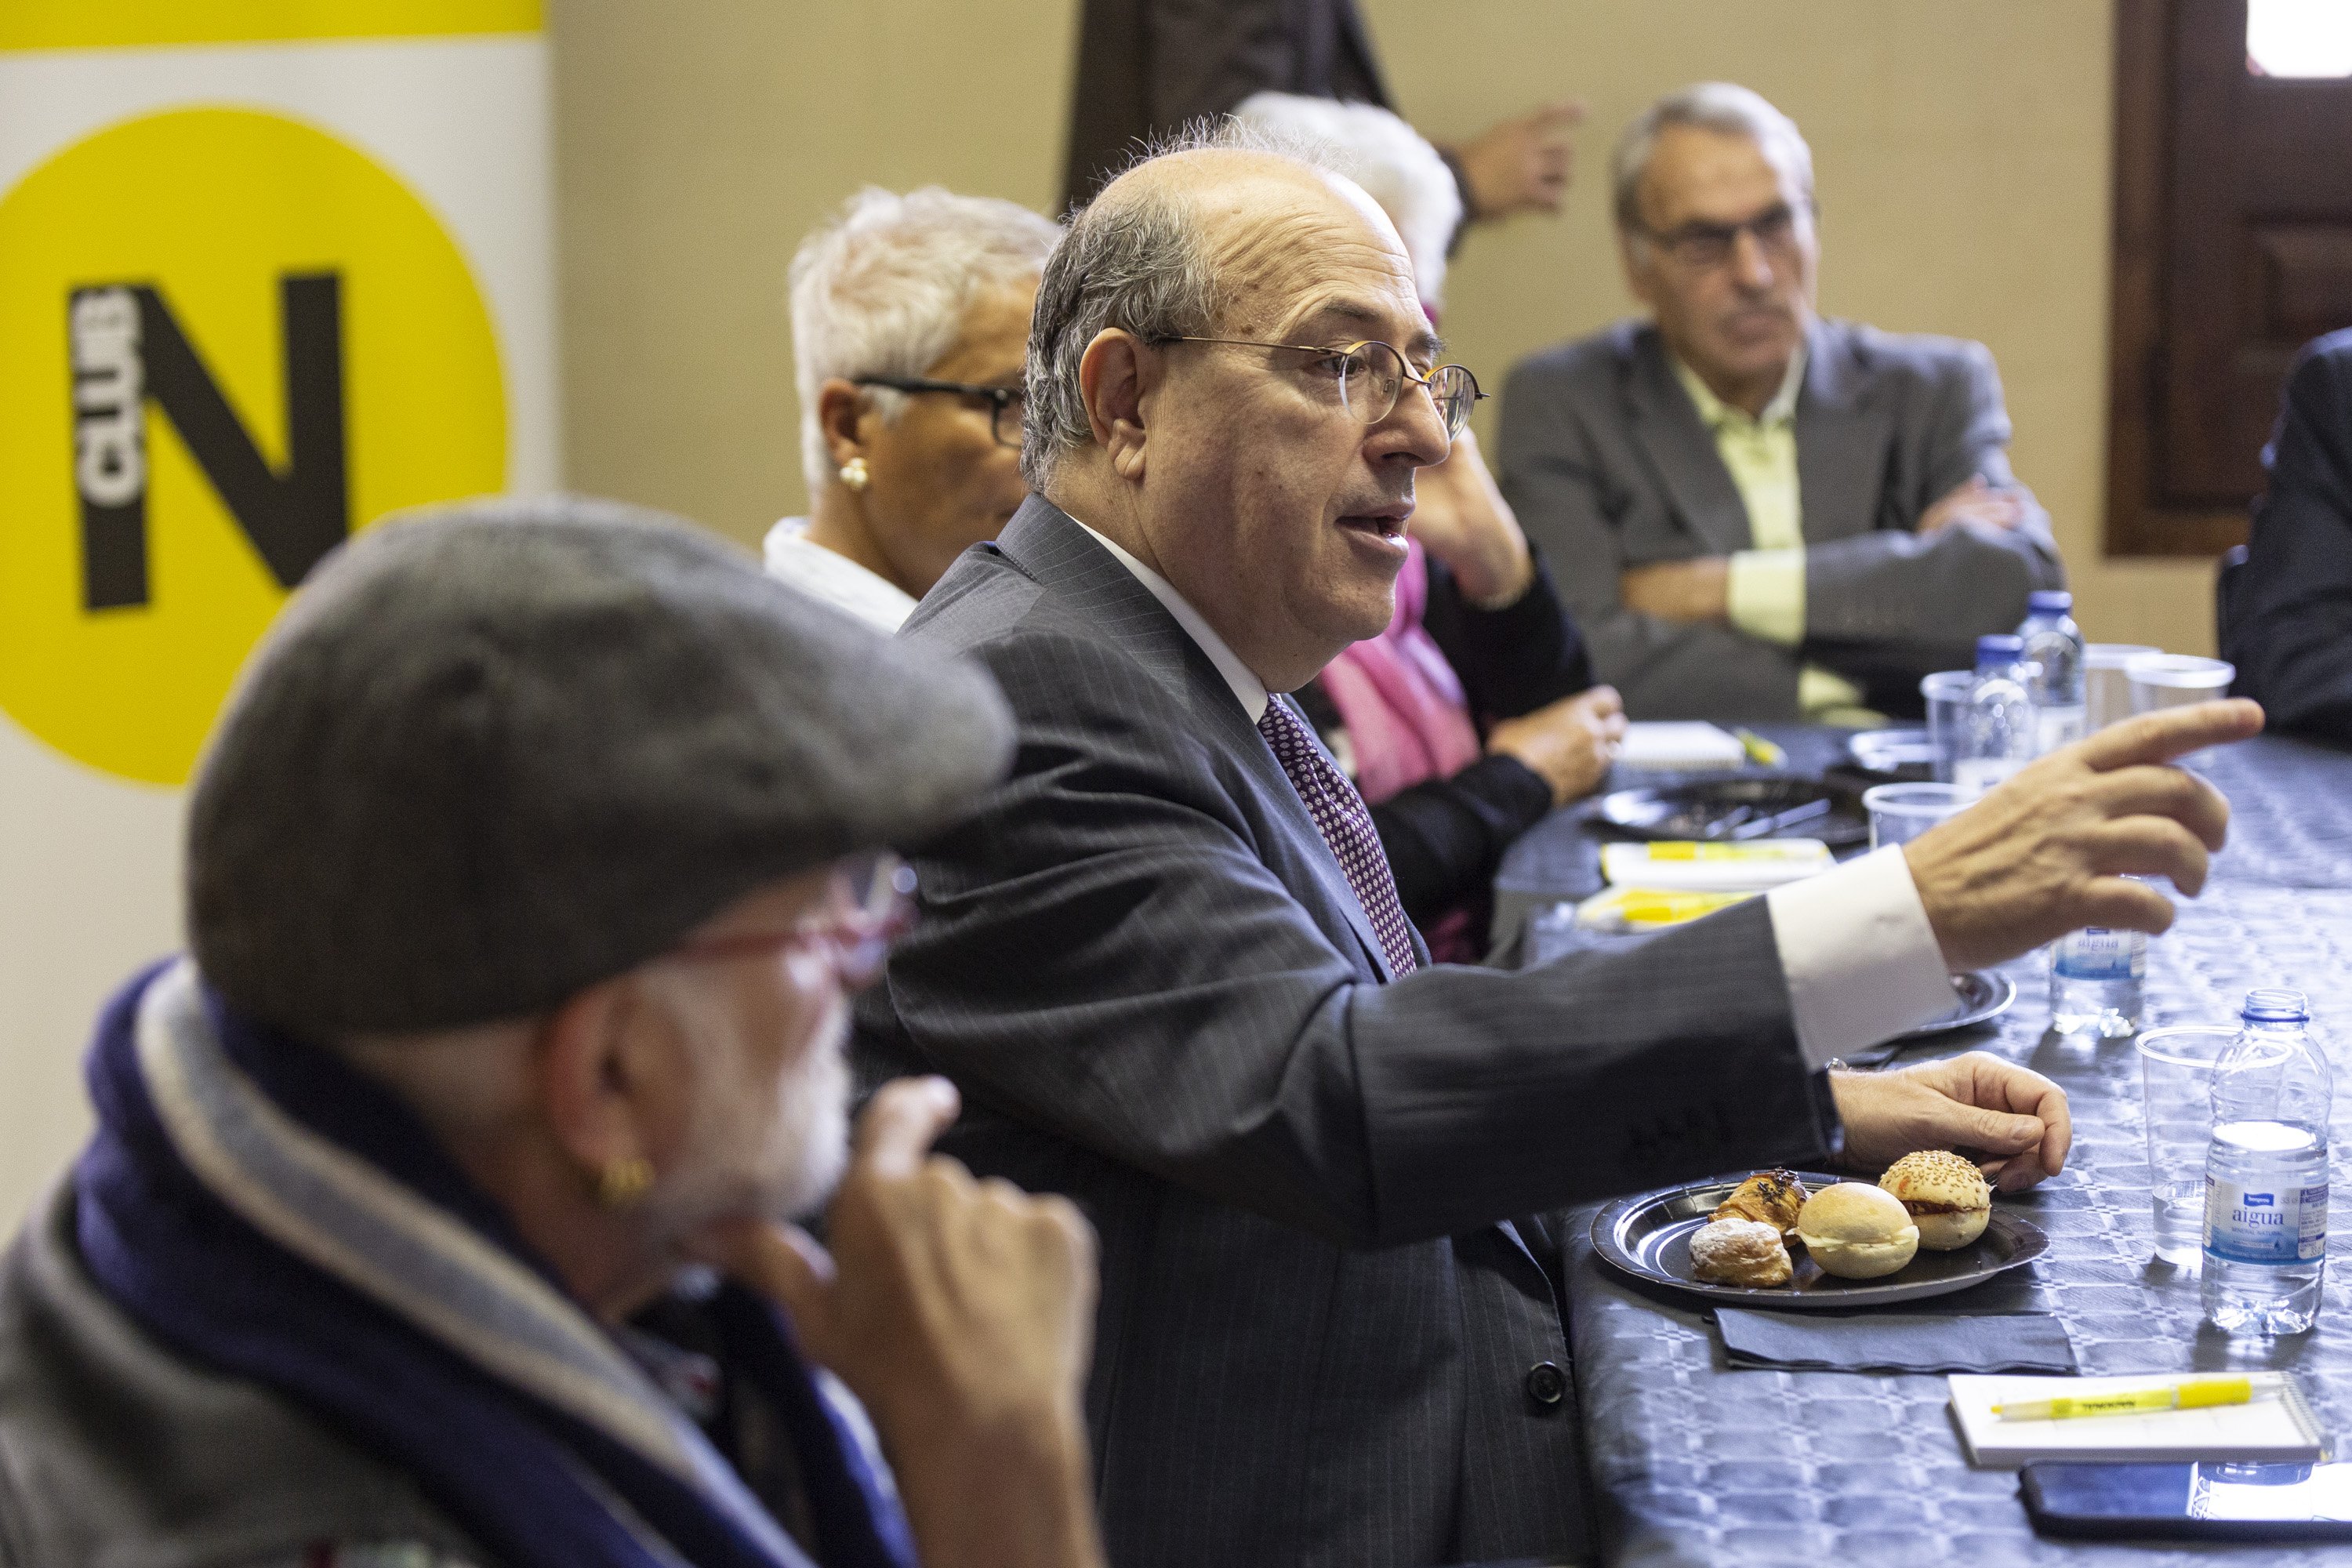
[1613,721,1748,771]
[1948,1372,2325,1469]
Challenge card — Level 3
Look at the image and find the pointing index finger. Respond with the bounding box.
[852,1076,962,1178]
[2075,699,2263,773]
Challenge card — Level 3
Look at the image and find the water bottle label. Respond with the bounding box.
[1952,757,2024,794]
[2056,928,2147,982]
[2203,1176,2328,1265]
[2036,706,2086,753]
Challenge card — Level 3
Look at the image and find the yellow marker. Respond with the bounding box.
[1733,728,1787,768]
[1992,1377,2255,1423]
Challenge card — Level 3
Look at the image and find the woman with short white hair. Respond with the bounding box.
[769,187,1062,629]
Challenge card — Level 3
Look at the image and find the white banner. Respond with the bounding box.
[0,4,557,1219]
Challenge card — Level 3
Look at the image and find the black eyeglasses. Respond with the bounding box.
[1633,201,1810,270]
[851,376,1026,449]
[1155,337,1485,441]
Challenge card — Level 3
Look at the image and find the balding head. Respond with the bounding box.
[1024,134,1414,487]
[1018,124,1454,695]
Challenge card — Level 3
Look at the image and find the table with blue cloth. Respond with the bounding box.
[1496,728,2352,1566]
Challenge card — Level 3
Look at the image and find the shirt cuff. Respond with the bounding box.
[1726,547,1806,646]
[1765,845,1955,1069]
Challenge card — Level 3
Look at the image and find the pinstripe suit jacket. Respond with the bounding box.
[857,497,1841,1568]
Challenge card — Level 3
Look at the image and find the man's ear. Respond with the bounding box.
[815,379,871,475]
[534,975,691,1180]
[1079,328,1152,482]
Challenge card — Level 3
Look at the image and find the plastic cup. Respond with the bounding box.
[1918,670,1973,783]
[1863,782,1973,850]
[2128,653,2234,711]
[2137,1025,2239,1269]
[2128,654,2236,768]
[2085,644,2158,731]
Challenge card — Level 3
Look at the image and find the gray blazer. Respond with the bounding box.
[859,497,1843,1568]
[1497,318,2065,720]
[0,1182,489,1568]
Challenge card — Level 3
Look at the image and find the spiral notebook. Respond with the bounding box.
[1949,1372,2325,1469]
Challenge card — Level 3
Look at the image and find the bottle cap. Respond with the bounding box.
[1976,633,2024,663]
[2242,988,2311,1023]
[2027,590,2074,614]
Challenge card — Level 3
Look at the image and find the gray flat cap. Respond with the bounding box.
[187,495,1014,1035]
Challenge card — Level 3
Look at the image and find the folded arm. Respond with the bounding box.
[1803,342,2063,685]
[1497,376,1806,720]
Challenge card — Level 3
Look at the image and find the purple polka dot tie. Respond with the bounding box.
[1257,697,1421,978]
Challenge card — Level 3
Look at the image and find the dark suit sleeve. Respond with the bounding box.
[1801,339,2064,686]
[1141,0,1309,125]
[2224,336,2352,743]
[1497,356,1806,719]
[877,624,1838,1250]
[1419,552,1593,720]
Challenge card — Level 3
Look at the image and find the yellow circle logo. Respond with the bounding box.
[0,107,506,786]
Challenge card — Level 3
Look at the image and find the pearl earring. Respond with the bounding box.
[839,456,869,492]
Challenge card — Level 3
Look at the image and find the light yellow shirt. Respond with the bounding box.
[1669,350,1875,723]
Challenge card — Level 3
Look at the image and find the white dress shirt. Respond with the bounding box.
[1066,511,1954,1062]
[761,517,917,632]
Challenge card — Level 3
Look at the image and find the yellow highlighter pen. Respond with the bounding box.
[1992,1376,2256,1423]
[1731,728,1787,768]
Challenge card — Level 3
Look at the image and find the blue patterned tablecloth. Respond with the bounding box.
[1503,730,2352,1565]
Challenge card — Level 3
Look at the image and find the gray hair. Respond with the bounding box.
[789,186,1061,490]
[1610,82,1815,236]
[1022,119,1347,488]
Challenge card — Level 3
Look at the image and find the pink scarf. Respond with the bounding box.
[1318,537,1483,806]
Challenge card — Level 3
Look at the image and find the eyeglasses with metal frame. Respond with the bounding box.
[1632,201,1810,270]
[1153,337,1486,441]
[665,851,916,989]
[851,376,1027,449]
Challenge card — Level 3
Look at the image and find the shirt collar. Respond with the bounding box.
[1671,341,1809,433]
[1066,516,1270,722]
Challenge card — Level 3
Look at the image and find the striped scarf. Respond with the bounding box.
[74,958,913,1568]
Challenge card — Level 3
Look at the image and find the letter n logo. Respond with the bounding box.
[68,274,349,610]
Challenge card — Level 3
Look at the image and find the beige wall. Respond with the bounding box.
[553,0,1079,547]
[554,0,2215,653]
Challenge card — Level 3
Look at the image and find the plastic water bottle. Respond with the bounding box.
[2017,590,2086,753]
[2049,924,2147,1038]
[2202,989,2331,1335]
[1952,633,2038,794]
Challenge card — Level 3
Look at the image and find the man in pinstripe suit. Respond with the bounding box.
[855,131,2261,1568]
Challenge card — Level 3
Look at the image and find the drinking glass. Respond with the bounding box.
[1863,782,1973,849]
[2085,643,2158,731]
[2137,1025,2239,1269]
[2129,655,2237,768]
[1918,670,1973,782]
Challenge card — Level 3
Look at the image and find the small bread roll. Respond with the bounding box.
[1794,1182,1919,1279]
[1879,1149,1993,1250]
[1689,1217,1793,1287]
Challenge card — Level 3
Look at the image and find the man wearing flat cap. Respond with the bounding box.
[0,499,1109,1568]
[859,125,2262,1568]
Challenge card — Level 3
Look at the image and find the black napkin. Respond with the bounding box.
[1716,1308,2078,1374]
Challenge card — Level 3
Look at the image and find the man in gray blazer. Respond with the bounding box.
[860,128,2255,1568]
[1498,83,2065,721]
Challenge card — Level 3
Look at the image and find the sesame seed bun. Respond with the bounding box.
[1878,1150,1993,1250]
